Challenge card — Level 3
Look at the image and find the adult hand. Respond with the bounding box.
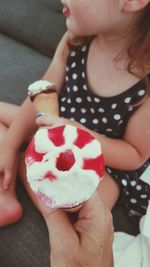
[38,192,114,267]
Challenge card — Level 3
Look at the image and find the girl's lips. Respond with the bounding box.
[63,5,70,17]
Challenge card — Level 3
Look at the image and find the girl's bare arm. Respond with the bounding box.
[92,97,150,170]
[3,32,69,149]
[36,94,150,172]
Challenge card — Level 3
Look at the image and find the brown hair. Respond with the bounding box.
[67,4,150,92]
[127,4,150,81]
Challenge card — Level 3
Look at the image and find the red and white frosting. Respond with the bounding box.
[25,125,104,208]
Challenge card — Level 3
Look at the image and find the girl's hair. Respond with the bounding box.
[127,4,150,84]
[67,4,150,93]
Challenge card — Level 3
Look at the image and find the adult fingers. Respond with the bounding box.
[75,192,114,242]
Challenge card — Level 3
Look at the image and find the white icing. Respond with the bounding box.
[28,80,55,95]
[28,170,100,208]
[25,125,103,208]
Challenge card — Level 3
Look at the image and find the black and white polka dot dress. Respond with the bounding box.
[59,40,150,224]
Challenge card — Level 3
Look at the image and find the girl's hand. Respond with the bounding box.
[36,114,87,131]
[0,142,19,190]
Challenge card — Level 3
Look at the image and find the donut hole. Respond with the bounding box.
[56,149,75,171]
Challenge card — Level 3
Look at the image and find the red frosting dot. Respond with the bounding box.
[43,171,57,181]
[74,128,94,148]
[83,154,104,178]
[48,126,65,146]
[56,149,75,171]
[25,139,45,164]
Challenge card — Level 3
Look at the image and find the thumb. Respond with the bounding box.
[36,195,78,248]
[46,209,79,251]
[46,209,76,242]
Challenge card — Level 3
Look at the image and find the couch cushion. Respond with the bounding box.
[0,34,50,104]
[0,181,50,267]
[0,0,66,57]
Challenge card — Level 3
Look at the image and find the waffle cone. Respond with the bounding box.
[63,203,83,213]
[32,92,59,116]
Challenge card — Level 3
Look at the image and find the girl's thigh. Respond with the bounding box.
[98,171,120,210]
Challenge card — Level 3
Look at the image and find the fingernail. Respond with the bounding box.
[36,112,49,118]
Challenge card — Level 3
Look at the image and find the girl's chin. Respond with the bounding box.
[66,20,81,36]
[66,20,95,37]
[66,24,83,37]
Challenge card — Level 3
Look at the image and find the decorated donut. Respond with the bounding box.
[25,124,104,209]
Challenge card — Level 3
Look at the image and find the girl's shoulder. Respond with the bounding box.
[67,35,92,55]
[66,37,92,69]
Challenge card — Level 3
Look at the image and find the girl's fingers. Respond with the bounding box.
[36,114,59,126]
[3,169,12,190]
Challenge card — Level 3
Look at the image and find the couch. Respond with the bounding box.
[0,1,139,266]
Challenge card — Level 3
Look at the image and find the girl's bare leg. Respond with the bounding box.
[98,171,120,210]
[0,102,23,227]
[19,153,40,212]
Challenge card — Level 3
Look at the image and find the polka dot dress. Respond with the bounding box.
[59,40,150,224]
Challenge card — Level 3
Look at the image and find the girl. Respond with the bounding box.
[0,0,149,227]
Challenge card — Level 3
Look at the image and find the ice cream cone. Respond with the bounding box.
[63,204,83,213]
[32,92,59,116]
[28,80,59,116]
[25,125,104,213]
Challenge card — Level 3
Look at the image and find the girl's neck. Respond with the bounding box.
[94,15,139,60]
[94,33,128,59]
[86,31,141,98]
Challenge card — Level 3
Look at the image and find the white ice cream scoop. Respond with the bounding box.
[25,125,104,209]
